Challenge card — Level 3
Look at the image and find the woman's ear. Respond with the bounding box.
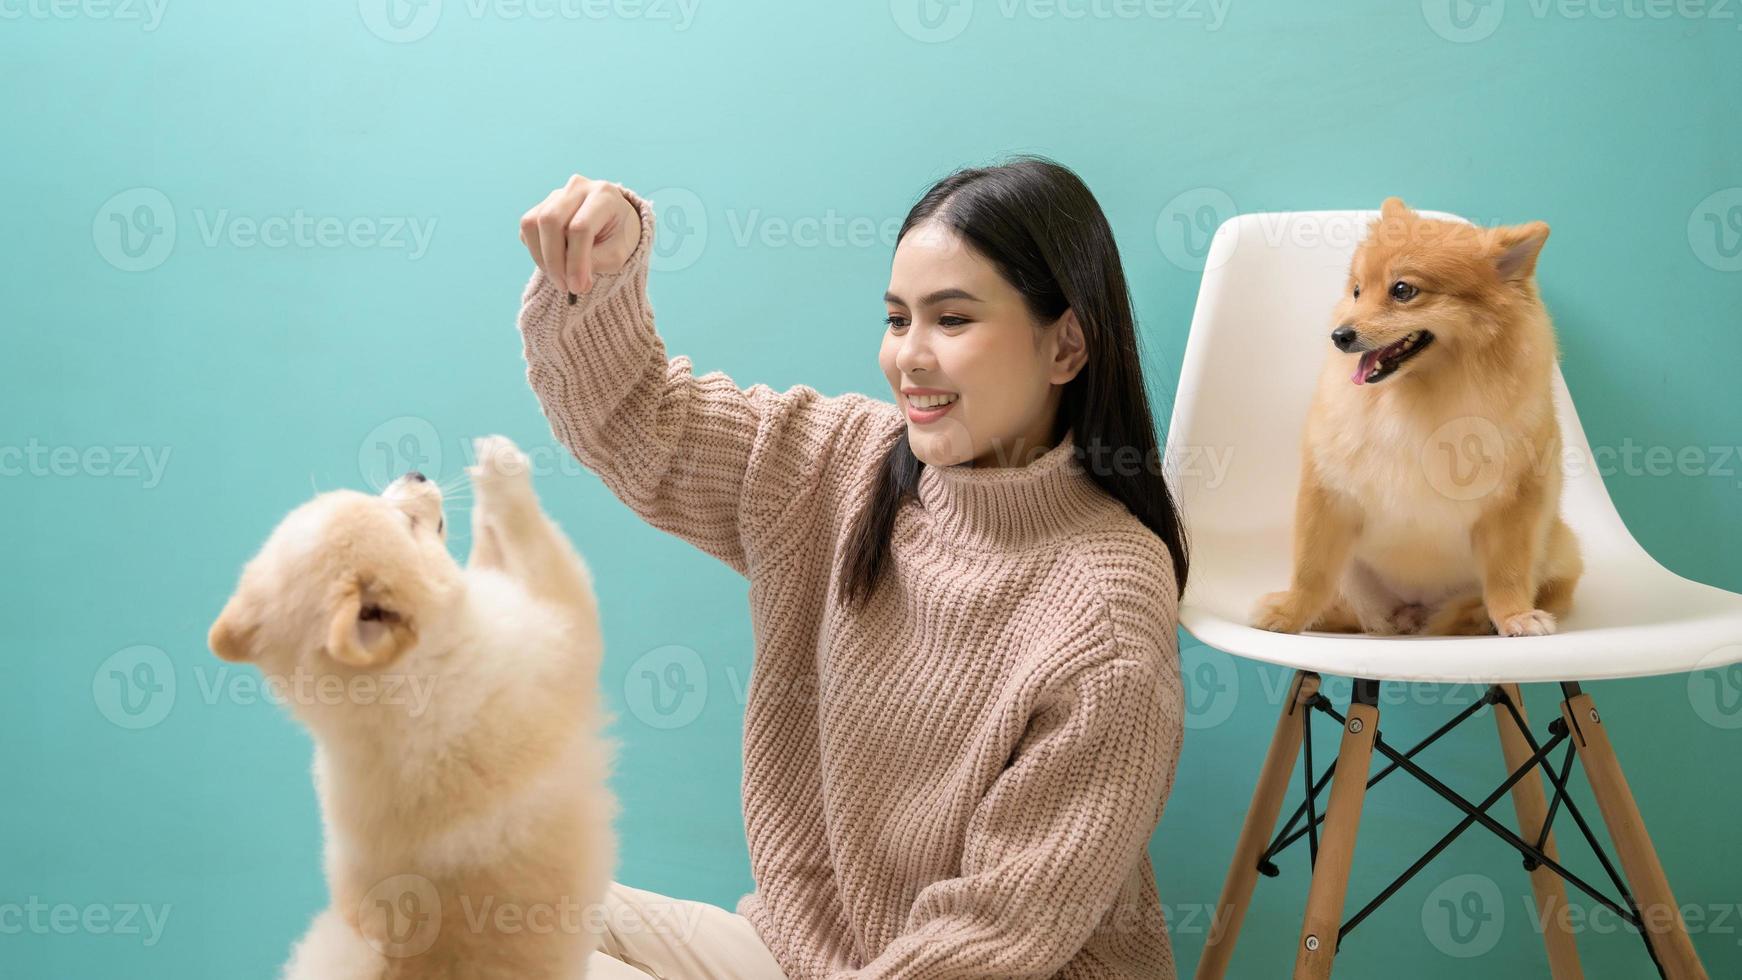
[325,577,419,668]
[208,590,262,662]
[1049,308,1088,384]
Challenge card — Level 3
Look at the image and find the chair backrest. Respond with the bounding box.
[1161,209,1650,616]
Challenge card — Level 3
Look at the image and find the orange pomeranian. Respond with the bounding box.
[1250,197,1582,638]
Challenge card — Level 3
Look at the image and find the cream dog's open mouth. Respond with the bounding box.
[1353,330,1434,385]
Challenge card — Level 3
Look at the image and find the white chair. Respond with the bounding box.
[1163,208,1742,979]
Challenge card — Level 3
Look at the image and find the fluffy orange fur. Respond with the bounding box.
[1252,198,1583,638]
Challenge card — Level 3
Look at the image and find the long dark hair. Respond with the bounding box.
[837,154,1190,608]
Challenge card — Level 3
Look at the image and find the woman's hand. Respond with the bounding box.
[519,175,642,296]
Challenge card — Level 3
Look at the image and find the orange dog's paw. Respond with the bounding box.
[1498,609,1557,637]
[1251,591,1310,633]
[1389,602,1430,635]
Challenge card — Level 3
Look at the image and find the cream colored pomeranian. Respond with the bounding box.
[208,435,619,979]
[1251,198,1583,638]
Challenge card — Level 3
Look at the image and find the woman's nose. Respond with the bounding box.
[896,329,934,374]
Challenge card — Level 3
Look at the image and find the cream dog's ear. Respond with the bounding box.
[209,590,262,662]
[325,577,419,668]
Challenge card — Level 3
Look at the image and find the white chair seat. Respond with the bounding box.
[1164,210,1742,684]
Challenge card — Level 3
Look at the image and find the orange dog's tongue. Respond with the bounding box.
[1352,350,1378,385]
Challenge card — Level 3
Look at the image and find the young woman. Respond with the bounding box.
[516,155,1191,980]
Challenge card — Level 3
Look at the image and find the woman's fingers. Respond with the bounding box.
[519,202,547,276]
[520,174,635,297]
[564,188,617,295]
[539,183,584,293]
[522,176,585,292]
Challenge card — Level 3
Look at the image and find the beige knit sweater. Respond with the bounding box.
[516,187,1185,980]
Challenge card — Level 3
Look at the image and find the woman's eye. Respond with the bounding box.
[885,313,968,329]
[437,518,444,535]
[1390,280,1418,301]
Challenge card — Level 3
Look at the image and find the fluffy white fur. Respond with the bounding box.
[209,436,619,979]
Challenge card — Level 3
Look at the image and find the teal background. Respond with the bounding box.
[4,1,1740,977]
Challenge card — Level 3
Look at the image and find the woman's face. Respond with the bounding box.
[880,220,1086,469]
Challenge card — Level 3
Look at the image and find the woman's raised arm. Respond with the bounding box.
[516,176,884,577]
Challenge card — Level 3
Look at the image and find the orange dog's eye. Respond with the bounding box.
[1389,280,1418,301]
[1352,284,1361,299]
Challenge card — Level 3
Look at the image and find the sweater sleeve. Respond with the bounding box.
[516,185,880,577]
[829,645,1184,980]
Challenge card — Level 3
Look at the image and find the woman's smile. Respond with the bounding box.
[902,386,959,424]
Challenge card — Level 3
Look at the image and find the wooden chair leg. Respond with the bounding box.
[1560,691,1708,979]
[1494,684,1584,979]
[1293,691,1379,979]
[1196,670,1321,980]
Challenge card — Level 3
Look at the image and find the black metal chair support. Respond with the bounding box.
[1253,676,1670,978]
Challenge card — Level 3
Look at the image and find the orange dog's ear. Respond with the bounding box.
[1380,197,1413,221]
[209,591,262,662]
[325,577,419,668]
[1492,220,1551,281]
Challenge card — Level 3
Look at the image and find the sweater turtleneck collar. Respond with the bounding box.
[913,428,1113,551]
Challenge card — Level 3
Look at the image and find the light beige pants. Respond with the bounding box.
[586,880,790,980]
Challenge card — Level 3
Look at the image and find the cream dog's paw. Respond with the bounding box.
[1251,591,1310,634]
[469,435,536,514]
[470,435,532,485]
[1498,609,1557,637]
